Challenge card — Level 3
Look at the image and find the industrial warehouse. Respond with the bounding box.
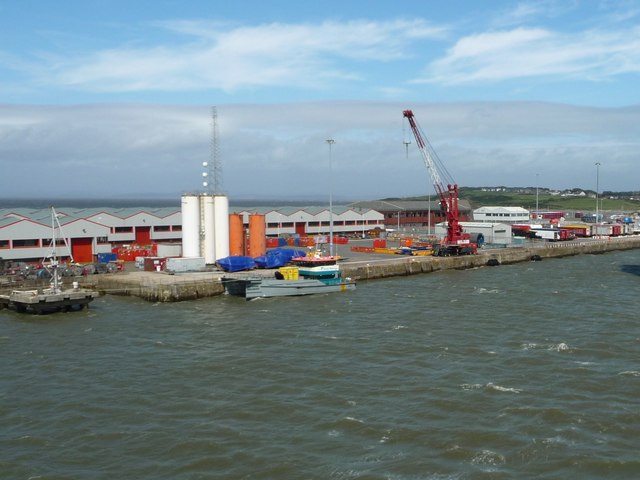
[0,201,387,263]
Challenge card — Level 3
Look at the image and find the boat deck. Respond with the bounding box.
[0,288,98,313]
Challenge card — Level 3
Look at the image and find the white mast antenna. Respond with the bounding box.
[202,106,222,194]
[211,106,222,194]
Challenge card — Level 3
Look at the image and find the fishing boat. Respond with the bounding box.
[222,247,355,300]
[0,207,98,314]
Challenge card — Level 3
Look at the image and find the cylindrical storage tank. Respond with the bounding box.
[213,195,230,261]
[203,195,216,264]
[248,213,266,258]
[229,213,245,256]
[181,195,200,258]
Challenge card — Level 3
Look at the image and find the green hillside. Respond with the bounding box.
[408,187,640,213]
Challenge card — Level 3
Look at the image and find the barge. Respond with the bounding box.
[0,285,97,313]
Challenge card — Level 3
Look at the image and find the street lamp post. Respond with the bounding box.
[536,173,540,220]
[380,200,404,241]
[326,138,335,256]
[595,162,601,224]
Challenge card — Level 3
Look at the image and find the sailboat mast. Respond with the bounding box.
[50,206,60,292]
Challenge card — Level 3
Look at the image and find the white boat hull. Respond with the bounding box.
[223,276,355,300]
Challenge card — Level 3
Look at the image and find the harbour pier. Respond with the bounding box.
[79,236,640,303]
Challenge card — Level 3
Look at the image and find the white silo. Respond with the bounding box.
[213,195,230,260]
[181,194,201,258]
[202,195,216,264]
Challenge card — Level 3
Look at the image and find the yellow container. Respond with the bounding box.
[278,266,299,280]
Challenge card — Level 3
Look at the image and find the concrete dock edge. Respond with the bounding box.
[84,237,640,302]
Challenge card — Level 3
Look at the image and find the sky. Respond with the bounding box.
[1,0,639,202]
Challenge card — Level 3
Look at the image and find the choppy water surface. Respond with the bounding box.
[2,250,639,479]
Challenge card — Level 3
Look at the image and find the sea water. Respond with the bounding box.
[1,249,639,479]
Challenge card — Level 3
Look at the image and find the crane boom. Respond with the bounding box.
[403,109,476,255]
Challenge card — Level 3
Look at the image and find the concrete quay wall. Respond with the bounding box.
[84,236,640,302]
[340,236,640,281]
[84,271,225,303]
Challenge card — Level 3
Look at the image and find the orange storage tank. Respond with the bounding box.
[248,213,266,258]
[229,213,245,256]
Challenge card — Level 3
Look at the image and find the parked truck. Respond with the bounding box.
[531,228,575,242]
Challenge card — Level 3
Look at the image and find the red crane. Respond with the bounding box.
[403,109,476,256]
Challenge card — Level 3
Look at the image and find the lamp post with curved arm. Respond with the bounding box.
[595,162,601,224]
[326,138,335,256]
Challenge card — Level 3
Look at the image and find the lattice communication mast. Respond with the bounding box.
[204,106,223,194]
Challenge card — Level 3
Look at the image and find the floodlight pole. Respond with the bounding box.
[595,162,601,224]
[326,138,335,256]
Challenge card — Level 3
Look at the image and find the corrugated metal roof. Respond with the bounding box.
[348,200,463,212]
[0,206,180,227]
[231,205,357,216]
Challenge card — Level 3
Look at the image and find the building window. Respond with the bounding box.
[154,225,171,232]
[0,239,9,248]
[308,221,320,227]
[97,237,108,243]
[114,226,133,233]
[13,239,39,247]
[172,225,182,232]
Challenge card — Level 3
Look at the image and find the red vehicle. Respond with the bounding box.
[562,225,591,237]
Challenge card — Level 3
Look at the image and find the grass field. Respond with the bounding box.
[458,188,640,212]
[407,187,640,213]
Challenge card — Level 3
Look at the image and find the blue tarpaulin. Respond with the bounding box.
[254,248,306,268]
[217,256,257,272]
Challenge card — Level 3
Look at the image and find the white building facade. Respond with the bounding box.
[473,206,530,223]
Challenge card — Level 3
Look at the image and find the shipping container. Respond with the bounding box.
[591,224,613,236]
[373,238,387,248]
[530,228,574,241]
[165,256,206,273]
[156,243,182,257]
[623,223,635,235]
[562,225,591,237]
[266,237,279,248]
[97,252,118,263]
[143,257,167,272]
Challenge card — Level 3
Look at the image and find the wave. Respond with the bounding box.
[461,383,522,393]
[521,342,572,352]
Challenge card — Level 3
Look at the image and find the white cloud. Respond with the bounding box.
[1,101,638,200]
[493,0,577,27]
[49,19,445,93]
[417,26,640,84]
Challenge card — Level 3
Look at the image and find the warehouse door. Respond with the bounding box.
[295,222,306,236]
[135,226,151,244]
[71,238,93,263]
